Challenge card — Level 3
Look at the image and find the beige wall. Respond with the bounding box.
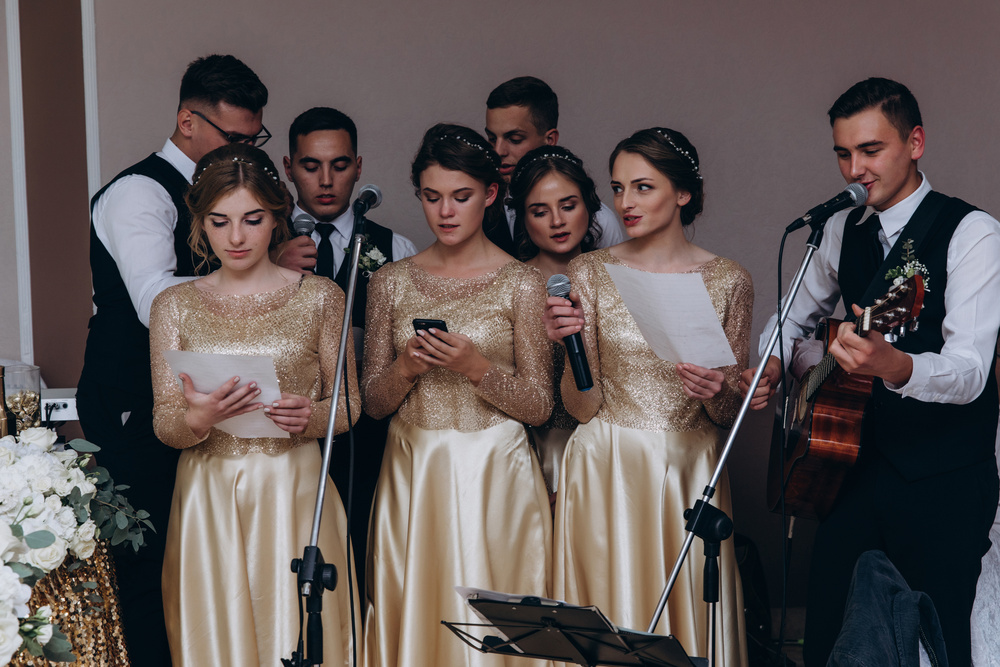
[20,0,998,606]
[0,7,20,360]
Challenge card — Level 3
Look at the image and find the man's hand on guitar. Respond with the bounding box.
[738,356,782,410]
[829,304,914,385]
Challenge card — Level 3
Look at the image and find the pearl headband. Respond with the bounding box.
[193,155,280,186]
[655,129,702,180]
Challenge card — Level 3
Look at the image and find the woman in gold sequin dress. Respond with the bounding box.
[149,144,361,666]
[362,124,553,667]
[508,145,605,507]
[544,128,751,666]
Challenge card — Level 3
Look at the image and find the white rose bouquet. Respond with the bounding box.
[0,428,151,664]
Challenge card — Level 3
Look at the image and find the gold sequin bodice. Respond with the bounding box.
[362,258,553,432]
[562,249,753,432]
[150,275,359,455]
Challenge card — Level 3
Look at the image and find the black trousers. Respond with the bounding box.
[77,381,177,667]
[805,449,998,667]
[327,410,389,601]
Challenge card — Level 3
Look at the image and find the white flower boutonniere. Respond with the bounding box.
[345,236,388,277]
[884,238,930,292]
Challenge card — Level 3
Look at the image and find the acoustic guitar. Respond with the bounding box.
[767,275,925,520]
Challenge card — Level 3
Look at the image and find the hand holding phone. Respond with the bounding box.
[412,318,448,335]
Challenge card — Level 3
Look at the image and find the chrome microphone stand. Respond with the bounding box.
[646,220,831,667]
[284,188,379,667]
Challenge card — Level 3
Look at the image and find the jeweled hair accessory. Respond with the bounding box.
[193,155,281,185]
[438,134,501,168]
[512,151,582,185]
[655,129,702,180]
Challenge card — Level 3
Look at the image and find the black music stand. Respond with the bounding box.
[444,597,706,667]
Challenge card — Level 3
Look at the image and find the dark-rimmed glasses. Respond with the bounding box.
[190,109,271,148]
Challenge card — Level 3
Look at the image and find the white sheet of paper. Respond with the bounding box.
[604,263,737,368]
[160,349,288,439]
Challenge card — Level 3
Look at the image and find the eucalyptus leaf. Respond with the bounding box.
[68,438,100,453]
[23,636,43,656]
[8,561,34,578]
[11,523,23,538]
[115,511,127,529]
[24,530,56,549]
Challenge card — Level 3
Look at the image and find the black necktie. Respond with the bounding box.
[866,213,884,271]
[316,224,335,279]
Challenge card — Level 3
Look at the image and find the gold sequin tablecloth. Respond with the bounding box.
[11,541,129,666]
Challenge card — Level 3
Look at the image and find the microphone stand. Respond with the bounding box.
[284,209,368,667]
[646,219,831,667]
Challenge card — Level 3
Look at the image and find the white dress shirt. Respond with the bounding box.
[505,200,626,249]
[759,173,1000,404]
[92,139,197,327]
[292,205,418,276]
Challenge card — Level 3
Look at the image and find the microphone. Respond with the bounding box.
[352,184,383,216]
[291,214,316,238]
[546,274,593,392]
[786,182,868,232]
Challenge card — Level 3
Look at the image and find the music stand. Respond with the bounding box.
[444,597,706,667]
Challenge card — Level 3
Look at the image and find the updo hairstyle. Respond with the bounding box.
[508,145,602,261]
[410,123,507,238]
[608,127,704,227]
[186,143,289,271]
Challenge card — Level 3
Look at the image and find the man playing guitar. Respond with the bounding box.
[741,77,1000,666]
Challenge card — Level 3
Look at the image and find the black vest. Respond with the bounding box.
[333,219,395,329]
[80,154,203,400]
[838,192,998,481]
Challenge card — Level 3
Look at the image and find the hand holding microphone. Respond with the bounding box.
[545,274,593,392]
[274,214,318,274]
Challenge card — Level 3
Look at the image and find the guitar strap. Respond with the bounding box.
[846,191,949,317]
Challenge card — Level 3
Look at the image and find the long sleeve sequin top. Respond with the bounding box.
[150,275,361,454]
[361,258,554,431]
[562,250,753,431]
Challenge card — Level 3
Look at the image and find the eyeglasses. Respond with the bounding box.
[190,109,271,148]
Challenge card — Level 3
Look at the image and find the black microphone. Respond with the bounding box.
[546,274,593,392]
[352,184,383,216]
[786,183,868,232]
[291,214,316,238]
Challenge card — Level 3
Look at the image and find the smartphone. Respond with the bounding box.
[413,318,448,335]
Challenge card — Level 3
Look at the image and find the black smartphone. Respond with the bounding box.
[412,318,448,335]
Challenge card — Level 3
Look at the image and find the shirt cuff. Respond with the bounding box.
[883,352,924,396]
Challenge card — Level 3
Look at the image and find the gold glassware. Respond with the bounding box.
[4,364,41,434]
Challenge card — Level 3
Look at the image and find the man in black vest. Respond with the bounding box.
[77,54,268,666]
[277,106,416,588]
[741,78,1000,666]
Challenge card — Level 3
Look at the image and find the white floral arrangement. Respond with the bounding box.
[345,237,387,277]
[0,428,151,665]
[884,238,930,292]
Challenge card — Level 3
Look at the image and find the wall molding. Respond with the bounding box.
[81,0,99,198]
[6,0,31,364]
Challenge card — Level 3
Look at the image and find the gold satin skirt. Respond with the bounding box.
[364,418,552,667]
[162,443,359,667]
[554,418,747,666]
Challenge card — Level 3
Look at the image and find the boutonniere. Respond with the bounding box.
[884,238,930,292]
[344,236,388,277]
